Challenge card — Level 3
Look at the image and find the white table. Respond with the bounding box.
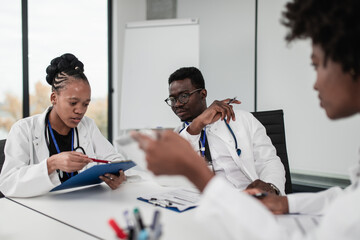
[1,170,321,240]
[0,197,95,239]
[3,171,214,240]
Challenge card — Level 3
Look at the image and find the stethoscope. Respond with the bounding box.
[45,119,85,178]
[179,120,242,157]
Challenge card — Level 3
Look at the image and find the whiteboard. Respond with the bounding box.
[120,18,199,130]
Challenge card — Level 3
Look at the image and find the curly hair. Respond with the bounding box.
[46,53,88,92]
[168,67,205,89]
[282,0,360,79]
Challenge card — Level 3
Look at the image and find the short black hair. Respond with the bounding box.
[282,0,360,79]
[45,53,88,92]
[168,67,205,89]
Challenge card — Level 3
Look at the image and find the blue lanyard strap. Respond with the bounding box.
[47,119,75,177]
[47,119,74,153]
[224,121,241,156]
[182,121,206,157]
[199,127,206,157]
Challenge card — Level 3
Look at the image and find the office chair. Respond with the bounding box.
[0,139,5,174]
[251,110,292,194]
[0,139,5,198]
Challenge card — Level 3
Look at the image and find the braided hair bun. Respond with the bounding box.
[45,53,88,91]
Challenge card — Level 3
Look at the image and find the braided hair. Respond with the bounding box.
[46,53,89,92]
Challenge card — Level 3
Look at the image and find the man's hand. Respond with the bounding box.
[245,188,289,215]
[187,98,241,135]
[246,179,278,195]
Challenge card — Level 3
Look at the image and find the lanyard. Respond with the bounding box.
[47,119,75,178]
[199,127,206,157]
[183,121,206,157]
[47,119,74,152]
[182,120,241,157]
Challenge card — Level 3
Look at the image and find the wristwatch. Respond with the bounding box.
[268,183,280,195]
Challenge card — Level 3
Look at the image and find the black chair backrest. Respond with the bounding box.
[251,110,292,194]
[0,139,6,174]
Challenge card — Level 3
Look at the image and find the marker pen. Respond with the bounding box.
[134,208,145,230]
[227,96,237,105]
[108,218,128,239]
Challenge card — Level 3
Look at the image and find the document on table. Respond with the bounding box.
[138,187,201,212]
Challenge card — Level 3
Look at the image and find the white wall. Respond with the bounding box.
[112,0,146,139]
[177,0,255,112]
[257,0,359,178]
[113,0,360,180]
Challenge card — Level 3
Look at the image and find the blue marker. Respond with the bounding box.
[151,210,160,231]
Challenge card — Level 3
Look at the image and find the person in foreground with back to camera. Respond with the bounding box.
[164,67,286,195]
[132,0,360,239]
[0,53,126,198]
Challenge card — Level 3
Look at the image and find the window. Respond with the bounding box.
[0,0,109,139]
[28,0,109,137]
[0,0,22,139]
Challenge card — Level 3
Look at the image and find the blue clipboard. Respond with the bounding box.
[51,161,136,191]
[137,197,196,213]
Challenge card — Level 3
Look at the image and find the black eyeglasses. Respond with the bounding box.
[164,88,203,107]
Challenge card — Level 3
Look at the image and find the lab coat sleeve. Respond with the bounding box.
[287,186,344,215]
[196,177,360,240]
[196,176,287,240]
[310,187,360,240]
[248,113,286,195]
[0,120,59,197]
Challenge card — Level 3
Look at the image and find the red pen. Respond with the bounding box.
[108,218,128,239]
[90,158,111,163]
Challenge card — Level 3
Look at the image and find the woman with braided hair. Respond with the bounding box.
[0,53,126,197]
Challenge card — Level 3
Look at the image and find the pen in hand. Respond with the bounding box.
[90,158,111,164]
[227,96,237,105]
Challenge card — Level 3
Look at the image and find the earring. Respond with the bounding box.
[350,68,356,77]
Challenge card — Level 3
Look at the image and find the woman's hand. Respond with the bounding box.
[100,170,126,190]
[47,151,92,174]
[131,130,214,192]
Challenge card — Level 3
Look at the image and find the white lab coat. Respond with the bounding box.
[0,107,126,198]
[196,162,360,240]
[175,109,286,195]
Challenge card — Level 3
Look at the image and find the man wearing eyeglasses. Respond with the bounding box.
[164,67,286,195]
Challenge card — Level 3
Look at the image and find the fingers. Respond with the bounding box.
[130,131,156,151]
[209,99,239,123]
[53,152,92,172]
[100,170,126,190]
[243,188,262,195]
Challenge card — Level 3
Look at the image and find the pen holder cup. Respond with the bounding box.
[123,224,162,240]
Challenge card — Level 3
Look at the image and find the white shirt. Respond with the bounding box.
[175,109,286,194]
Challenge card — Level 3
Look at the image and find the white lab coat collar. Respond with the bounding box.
[33,107,91,162]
